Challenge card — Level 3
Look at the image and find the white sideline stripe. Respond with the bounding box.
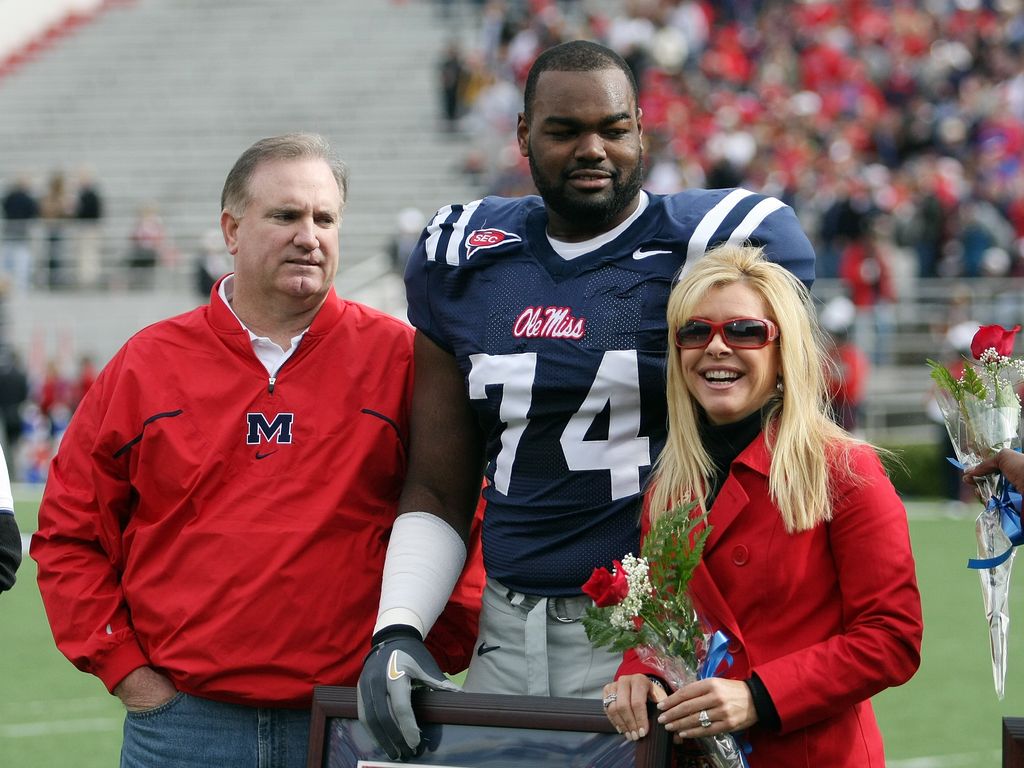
[21,532,30,554]
[0,696,113,717]
[0,717,121,738]
[889,750,1000,767]
[905,503,980,521]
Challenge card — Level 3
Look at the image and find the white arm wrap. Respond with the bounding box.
[373,511,468,638]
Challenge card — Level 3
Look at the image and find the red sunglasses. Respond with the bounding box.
[675,317,779,349]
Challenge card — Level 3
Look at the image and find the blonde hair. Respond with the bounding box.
[649,244,865,533]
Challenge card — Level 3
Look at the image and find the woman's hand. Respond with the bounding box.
[601,674,668,741]
[656,678,757,743]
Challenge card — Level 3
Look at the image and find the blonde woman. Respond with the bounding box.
[601,245,922,766]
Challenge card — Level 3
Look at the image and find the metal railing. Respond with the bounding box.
[5,231,1024,446]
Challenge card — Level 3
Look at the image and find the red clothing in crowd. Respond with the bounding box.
[839,238,896,308]
[826,340,870,431]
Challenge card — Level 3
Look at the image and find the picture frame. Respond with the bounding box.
[1004,717,1024,767]
[307,686,671,768]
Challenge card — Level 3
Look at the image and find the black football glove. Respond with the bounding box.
[356,625,461,760]
[0,513,21,593]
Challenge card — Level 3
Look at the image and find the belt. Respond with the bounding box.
[499,584,595,696]
[503,587,593,623]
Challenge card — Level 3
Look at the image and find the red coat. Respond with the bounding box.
[621,435,922,766]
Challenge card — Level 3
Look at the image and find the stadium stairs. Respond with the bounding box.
[7,0,1012,446]
[0,0,487,366]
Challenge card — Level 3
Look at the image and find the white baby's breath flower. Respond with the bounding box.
[616,554,652,622]
[609,604,633,630]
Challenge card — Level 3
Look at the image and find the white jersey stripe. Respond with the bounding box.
[725,197,787,248]
[685,188,754,263]
[424,205,455,262]
[444,199,483,266]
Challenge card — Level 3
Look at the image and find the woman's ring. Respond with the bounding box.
[602,693,617,708]
[698,709,712,728]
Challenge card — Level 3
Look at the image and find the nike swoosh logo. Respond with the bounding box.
[476,642,501,657]
[254,450,277,460]
[632,248,673,260]
[387,651,407,681]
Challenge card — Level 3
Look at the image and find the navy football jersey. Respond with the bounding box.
[405,188,816,596]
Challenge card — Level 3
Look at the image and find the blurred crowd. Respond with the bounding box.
[418,0,1024,448]
[0,167,193,293]
[1,167,106,291]
[0,347,95,484]
[437,0,1024,292]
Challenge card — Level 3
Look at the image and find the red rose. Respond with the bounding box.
[971,324,1021,360]
[582,560,629,607]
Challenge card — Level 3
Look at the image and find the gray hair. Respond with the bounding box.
[220,133,348,215]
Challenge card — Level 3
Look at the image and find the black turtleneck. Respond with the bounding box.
[695,405,781,732]
[698,407,764,506]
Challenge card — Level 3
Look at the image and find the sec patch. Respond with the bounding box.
[466,228,522,258]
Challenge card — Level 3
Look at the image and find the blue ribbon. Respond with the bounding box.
[698,630,733,680]
[967,480,1023,569]
[946,456,1024,569]
[699,631,753,767]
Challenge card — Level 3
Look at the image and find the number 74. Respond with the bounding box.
[467,350,652,500]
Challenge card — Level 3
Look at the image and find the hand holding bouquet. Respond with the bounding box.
[929,324,1024,501]
[928,323,1024,698]
[581,503,746,767]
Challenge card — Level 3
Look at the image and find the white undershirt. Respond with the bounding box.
[218,275,307,375]
[547,191,650,261]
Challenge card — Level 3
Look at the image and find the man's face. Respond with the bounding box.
[221,157,342,306]
[518,68,644,241]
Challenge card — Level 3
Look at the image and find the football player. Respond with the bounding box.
[357,40,815,761]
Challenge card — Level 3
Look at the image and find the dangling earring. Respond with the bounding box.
[776,376,784,392]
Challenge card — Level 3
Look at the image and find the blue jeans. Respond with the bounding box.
[121,692,310,768]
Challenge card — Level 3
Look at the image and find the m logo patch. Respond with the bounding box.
[466,228,522,258]
[246,413,294,445]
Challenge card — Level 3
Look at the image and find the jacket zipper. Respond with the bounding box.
[266,334,306,394]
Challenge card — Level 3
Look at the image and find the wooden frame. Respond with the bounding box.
[1005,717,1024,767]
[307,686,671,768]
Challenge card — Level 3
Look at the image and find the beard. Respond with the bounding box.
[529,148,645,234]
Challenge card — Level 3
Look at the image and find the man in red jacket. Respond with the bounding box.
[31,133,483,768]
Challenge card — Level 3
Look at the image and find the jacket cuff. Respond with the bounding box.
[92,636,151,694]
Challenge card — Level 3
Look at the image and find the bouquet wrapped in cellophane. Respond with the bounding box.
[928,323,1024,699]
[581,502,746,767]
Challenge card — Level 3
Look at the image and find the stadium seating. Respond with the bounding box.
[0,0,485,359]
[5,0,1023,446]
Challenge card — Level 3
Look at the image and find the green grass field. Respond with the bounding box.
[2,493,1023,766]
